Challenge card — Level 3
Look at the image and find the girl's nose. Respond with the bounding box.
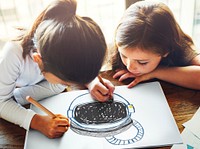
[127,59,137,72]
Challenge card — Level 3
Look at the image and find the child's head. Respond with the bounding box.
[114,1,194,76]
[21,0,107,85]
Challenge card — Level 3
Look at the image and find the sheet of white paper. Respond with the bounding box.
[183,107,200,139]
[171,128,200,149]
[24,82,182,149]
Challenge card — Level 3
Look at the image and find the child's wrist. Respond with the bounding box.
[153,67,165,79]
[30,114,41,130]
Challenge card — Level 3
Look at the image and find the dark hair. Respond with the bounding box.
[112,1,196,69]
[17,0,107,84]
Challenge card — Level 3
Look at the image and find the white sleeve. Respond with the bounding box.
[0,98,36,130]
[0,42,36,130]
[0,42,66,130]
[13,80,66,105]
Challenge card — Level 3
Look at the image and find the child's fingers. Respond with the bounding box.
[55,118,70,127]
[55,114,69,120]
[95,81,110,96]
[99,86,110,96]
[48,120,70,138]
[118,73,135,81]
[53,116,70,127]
[127,78,141,88]
[104,81,115,97]
[56,125,69,133]
[128,74,152,88]
[113,69,127,78]
[91,90,110,102]
[98,79,115,101]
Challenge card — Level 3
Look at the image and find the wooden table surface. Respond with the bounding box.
[0,70,200,149]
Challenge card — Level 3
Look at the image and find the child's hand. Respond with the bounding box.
[113,69,135,81]
[113,69,155,88]
[127,70,157,88]
[86,77,115,102]
[31,114,70,138]
[127,73,153,88]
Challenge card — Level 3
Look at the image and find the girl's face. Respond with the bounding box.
[118,47,162,76]
[42,71,72,86]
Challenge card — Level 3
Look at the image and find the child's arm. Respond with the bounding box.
[0,98,69,138]
[150,65,200,90]
[120,55,200,90]
[13,80,66,105]
[126,65,200,89]
[0,98,36,130]
[86,77,115,102]
[0,41,67,133]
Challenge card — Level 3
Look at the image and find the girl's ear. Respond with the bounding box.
[32,52,42,64]
[32,52,44,70]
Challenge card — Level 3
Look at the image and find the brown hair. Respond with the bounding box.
[16,0,107,84]
[112,1,197,69]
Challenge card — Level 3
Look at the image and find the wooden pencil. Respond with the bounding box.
[98,75,113,101]
[26,96,56,119]
[98,75,106,86]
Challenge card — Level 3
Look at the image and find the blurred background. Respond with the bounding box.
[0,0,199,51]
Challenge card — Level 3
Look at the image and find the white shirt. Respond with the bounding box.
[0,41,66,130]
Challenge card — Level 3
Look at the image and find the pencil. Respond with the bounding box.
[26,96,56,119]
[98,75,113,101]
[98,75,106,86]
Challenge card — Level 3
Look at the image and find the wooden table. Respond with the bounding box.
[0,70,200,149]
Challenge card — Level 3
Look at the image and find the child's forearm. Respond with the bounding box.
[154,66,200,90]
[30,114,41,130]
[13,80,66,105]
[0,98,35,130]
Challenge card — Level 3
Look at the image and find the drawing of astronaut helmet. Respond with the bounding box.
[67,92,144,145]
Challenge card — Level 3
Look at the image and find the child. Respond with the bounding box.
[0,0,114,139]
[112,1,200,90]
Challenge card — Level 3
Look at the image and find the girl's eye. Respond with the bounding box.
[138,61,148,65]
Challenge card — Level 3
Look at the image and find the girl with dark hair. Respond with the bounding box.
[0,0,114,138]
[112,1,200,89]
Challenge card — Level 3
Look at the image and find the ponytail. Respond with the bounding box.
[20,0,77,58]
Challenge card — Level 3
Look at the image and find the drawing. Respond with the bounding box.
[67,92,144,145]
